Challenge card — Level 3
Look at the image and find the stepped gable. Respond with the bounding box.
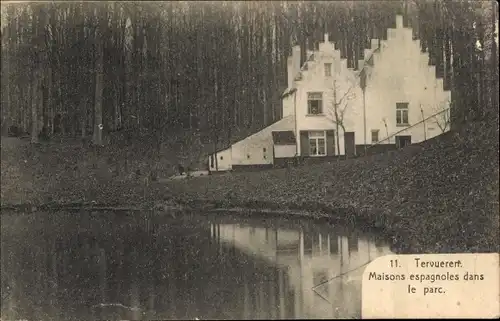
[356,15,446,92]
[283,15,448,97]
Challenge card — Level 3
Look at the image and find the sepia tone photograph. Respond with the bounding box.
[1,0,498,319]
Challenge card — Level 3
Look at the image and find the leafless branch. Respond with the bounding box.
[335,84,354,107]
[328,81,356,126]
[431,99,451,133]
[434,110,450,133]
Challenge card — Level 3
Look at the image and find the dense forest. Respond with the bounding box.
[1,0,498,151]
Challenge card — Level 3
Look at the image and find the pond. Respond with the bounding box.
[1,209,393,320]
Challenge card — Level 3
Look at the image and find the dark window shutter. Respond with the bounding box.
[326,130,335,156]
[300,131,309,156]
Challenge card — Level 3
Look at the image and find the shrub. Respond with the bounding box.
[38,126,51,141]
[7,125,21,137]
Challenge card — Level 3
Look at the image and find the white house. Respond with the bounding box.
[209,15,451,171]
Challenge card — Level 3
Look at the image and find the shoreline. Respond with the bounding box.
[1,186,498,255]
[2,123,498,256]
[0,197,446,255]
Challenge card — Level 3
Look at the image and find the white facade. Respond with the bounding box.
[290,15,451,155]
[209,115,295,171]
[360,15,451,146]
[282,94,295,118]
[209,147,232,171]
[290,38,364,156]
[274,145,296,158]
[209,15,451,171]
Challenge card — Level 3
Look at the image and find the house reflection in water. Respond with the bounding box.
[2,212,394,320]
[211,223,393,319]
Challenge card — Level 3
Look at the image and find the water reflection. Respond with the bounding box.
[214,223,393,319]
[1,211,392,320]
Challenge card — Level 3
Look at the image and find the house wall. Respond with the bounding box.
[282,95,294,118]
[215,15,451,169]
[209,148,232,171]
[288,16,450,156]
[371,108,450,146]
[230,115,295,167]
[363,16,451,146]
[292,38,364,156]
[274,145,296,158]
[231,136,274,167]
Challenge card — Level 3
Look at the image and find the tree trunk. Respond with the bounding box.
[482,1,498,121]
[93,33,104,146]
[333,80,340,155]
[80,98,87,137]
[214,67,219,171]
[335,122,340,156]
[46,66,53,133]
[31,69,39,144]
[3,43,11,134]
[56,74,64,135]
[340,124,347,158]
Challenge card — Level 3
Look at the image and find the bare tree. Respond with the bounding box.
[92,10,104,146]
[327,78,356,155]
[30,5,49,144]
[432,99,451,133]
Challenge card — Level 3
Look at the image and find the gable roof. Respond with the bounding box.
[282,41,380,99]
[208,115,296,156]
[357,46,380,90]
[281,51,316,99]
[281,87,297,98]
[208,145,231,155]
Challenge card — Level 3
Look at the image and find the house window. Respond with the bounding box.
[371,129,379,143]
[263,147,267,159]
[247,154,250,159]
[324,63,332,77]
[220,156,223,160]
[307,92,323,115]
[396,103,409,126]
[309,131,326,156]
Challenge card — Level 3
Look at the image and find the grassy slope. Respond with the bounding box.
[1,123,498,254]
[1,136,182,205]
[164,123,499,254]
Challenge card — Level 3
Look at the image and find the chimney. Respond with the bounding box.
[291,45,301,81]
[396,15,403,29]
[320,33,332,52]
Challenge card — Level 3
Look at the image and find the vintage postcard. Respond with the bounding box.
[1,0,498,319]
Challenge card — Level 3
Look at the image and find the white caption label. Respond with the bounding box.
[362,253,499,319]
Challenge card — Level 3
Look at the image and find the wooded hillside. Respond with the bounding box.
[1,0,498,150]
